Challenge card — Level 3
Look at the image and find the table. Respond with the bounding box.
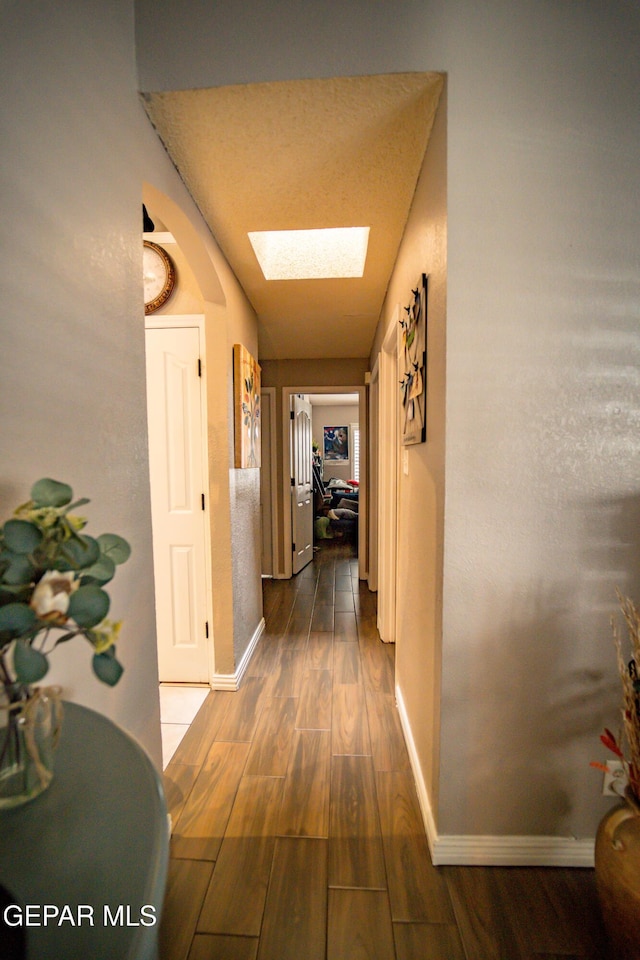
[0,702,169,960]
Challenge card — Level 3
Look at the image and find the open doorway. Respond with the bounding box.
[308,392,361,562]
[279,385,367,582]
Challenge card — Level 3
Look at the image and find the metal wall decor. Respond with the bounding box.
[400,273,428,445]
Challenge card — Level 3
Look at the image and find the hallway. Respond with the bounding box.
[159,541,606,960]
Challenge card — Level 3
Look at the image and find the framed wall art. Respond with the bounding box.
[233,343,261,468]
[323,425,349,462]
[400,273,428,445]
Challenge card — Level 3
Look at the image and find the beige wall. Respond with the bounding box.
[261,359,368,388]
[372,85,447,820]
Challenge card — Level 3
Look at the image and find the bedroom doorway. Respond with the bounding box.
[281,386,367,582]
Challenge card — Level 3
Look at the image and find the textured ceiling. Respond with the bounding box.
[143,73,443,360]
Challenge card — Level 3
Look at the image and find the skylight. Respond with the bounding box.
[248,227,370,280]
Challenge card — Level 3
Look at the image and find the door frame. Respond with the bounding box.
[376,308,400,642]
[367,361,379,593]
[281,385,367,581]
[144,313,215,683]
[259,386,279,577]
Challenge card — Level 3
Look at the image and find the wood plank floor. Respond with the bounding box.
[160,540,609,960]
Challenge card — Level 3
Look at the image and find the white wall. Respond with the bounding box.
[135,0,640,846]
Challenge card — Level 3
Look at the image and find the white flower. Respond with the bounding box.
[30,570,79,622]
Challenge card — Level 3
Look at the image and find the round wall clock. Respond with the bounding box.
[143,240,176,314]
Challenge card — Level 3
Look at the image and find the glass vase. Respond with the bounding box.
[0,687,62,809]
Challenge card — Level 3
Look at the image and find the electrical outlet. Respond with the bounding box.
[602,759,628,796]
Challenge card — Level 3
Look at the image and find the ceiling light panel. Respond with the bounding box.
[248,227,370,280]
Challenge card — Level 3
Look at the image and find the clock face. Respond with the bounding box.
[143,241,175,314]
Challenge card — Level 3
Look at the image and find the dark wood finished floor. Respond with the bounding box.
[160,541,608,960]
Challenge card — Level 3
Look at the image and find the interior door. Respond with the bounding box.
[145,325,210,682]
[291,394,313,574]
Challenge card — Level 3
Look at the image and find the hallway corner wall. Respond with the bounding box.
[0,0,264,762]
[0,0,177,766]
[433,1,640,845]
[371,82,447,829]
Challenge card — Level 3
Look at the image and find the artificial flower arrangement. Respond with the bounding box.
[0,477,130,706]
[591,591,640,803]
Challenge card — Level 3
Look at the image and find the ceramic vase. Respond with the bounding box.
[595,789,640,960]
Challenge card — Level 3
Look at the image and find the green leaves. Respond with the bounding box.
[81,555,116,585]
[60,534,101,571]
[0,479,131,690]
[3,519,43,554]
[0,551,35,585]
[13,639,49,683]
[81,533,131,585]
[92,647,124,686]
[97,534,131,566]
[0,520,42,587]
[30,478,72,508]
[0,602,36,637]
[68,585,110,628]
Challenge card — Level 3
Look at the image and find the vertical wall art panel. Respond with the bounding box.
[233,343,261,468]
[400,274,428,445]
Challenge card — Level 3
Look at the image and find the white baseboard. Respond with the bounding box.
[395,683,595,868]
[210,618,265,691]
[395,683,439,856]
[432,833,594,867]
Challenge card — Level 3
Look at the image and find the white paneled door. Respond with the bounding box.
[291,394,313,574]
[145,324,210,682]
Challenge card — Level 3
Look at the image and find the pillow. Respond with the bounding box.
[328,508,358,521]
[327,478,356,490]
[337,498,358,512]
